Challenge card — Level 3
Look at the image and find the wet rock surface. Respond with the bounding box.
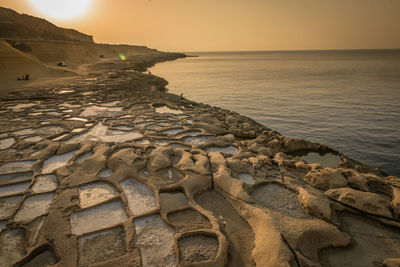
[0,60,399,267]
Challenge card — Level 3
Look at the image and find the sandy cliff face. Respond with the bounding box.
[0,7,93,43]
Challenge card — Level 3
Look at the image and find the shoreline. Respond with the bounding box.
[0,54,399,266]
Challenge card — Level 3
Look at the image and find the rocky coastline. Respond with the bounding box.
[0,53,399,267]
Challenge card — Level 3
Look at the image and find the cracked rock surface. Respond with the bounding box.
[0,62,399,267]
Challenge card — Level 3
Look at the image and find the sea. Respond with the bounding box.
[150,50,400,176]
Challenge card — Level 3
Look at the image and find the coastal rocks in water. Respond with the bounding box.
[325,188,393,218]
[305,168,348,190]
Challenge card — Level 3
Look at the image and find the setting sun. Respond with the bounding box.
[28,0,91,20]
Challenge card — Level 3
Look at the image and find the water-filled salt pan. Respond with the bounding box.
[238,173,255,185]
[206,146,238,155]
[0,137,15,150]
[0,229,26,266]
[134,214,177,266]
[67,123,143,143]
[120,178,157,216]
[79,182,119,208]
[31,175,58,193]
[0,181,30,197]
[156,106,183,115]
[70,200,128,236]
[163,128,184,135]
[14,193,54,222]
[183,136,215,145]
[0,161,35,175]
[0,196,22,220]
[42,151,76,174]
[9,102,40,111]
[81,106,124,118]
[97,168,113,178]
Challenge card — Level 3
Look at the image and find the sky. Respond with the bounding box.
[1,0,400,52]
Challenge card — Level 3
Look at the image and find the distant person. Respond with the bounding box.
[179,93,184,102]
[25,74,30,80]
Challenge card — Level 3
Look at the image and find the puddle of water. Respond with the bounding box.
[178,234,219,262]
[251,183,308,219]
[67,117,88,122]
[134,214,177,266]
[293,151,340,168]
[206,146,238,155]
[31,175,58,193]
[0,181,31,197]
[79,182,119,208]
[163,128,184,135]
[82,92,94,96]
[0,229,26,266]
[70,200,128,236]
[80,106,124,118]
[97,168,113,178]
[67,123,143,143]
[78,226,126,266]
[42,151,76,174]
[0,137,15,150]
[14,193,54,222]
[120,179,157,216]
[75,152,93,163]
[0,161,35,175]
[156,106,183,115]
[62,110,74,113]
[136,121,154,127]
[183,136,215,145]
[0,195,22,220]
[238,173,255,185]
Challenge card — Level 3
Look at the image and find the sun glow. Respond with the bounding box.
[28,0,92,20]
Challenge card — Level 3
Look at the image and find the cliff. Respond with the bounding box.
[0,6,94,42]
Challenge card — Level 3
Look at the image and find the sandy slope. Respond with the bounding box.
[0,40,74,93]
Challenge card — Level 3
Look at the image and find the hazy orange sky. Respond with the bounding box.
[1,0,400,52]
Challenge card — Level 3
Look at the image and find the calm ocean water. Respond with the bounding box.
[150,50,400,176]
